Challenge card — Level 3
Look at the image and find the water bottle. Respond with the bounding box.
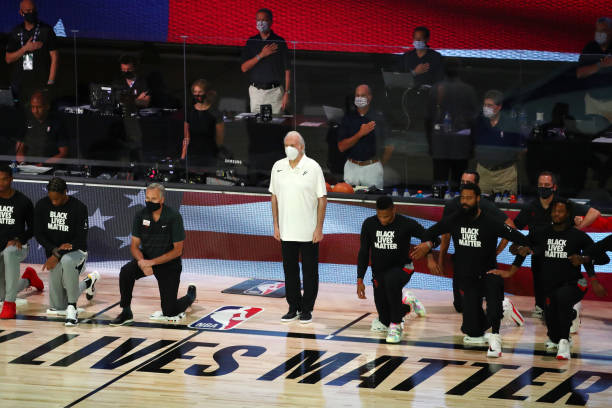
[532,112,545,140]
[415,190,424,198]
[517,194,524,204]
[403,189,410,198]
[494,192,502,203]
[391,188,399,197]
[443,112,452,133]
[10,161,19,174]
[444,190,453,200]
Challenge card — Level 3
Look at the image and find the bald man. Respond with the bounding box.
[337,84,394,189]
[270,131,327,324]
[5,0,58,102]
[16,91,68,164]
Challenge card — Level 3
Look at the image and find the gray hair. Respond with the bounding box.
[597,17,612,28]
[483,89,504,106]
[146,183,165,198]
[284,131,305,148]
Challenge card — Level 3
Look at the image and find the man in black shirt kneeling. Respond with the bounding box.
[111,183,196,326]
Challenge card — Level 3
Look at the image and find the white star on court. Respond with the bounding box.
[115,234,132,249]
[124,190,146,208]
[88,208,113,231]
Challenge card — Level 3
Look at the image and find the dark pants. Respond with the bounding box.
[433,159,468,189]
[281,241,319,313]
[373,267,413,326]
[531,258,546,309]
[451,255,463,312]
[461,274,504,337]
[545,282,585,343]
[119,259,191,316]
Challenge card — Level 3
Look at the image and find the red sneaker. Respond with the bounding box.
[22,267,44,291]
[0,301,16,319]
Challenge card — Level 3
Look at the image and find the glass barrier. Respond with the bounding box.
[2,29,611,208]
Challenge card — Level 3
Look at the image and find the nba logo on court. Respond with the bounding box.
[244,282,285,296]
[188,306,264,330]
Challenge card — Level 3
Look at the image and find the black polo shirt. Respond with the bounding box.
[474,114,522,168]
[337,109,388,161]
[19,113,68,159]
[241,30,289,86]
[5,21,57,94]
[578,41,612,100]
[132,205,185,262]
[397,48,444,87]
[513,195,590,230]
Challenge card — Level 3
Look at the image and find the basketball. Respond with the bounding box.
[332,182,354,194]
[325,182,332,192]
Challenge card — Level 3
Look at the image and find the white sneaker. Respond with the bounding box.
[487,333,502,358]
[85,271,101,301]
[570,302,581,334]
[47,307,84,316]
[545,338,558,352]
[463,334,488,344]
[556,339,571,360]
[370,317,388,333]
[65,305,78,326]
[402,289,426,317]
[502,297,525,326]
[385,323,403,343]
[532,305,544,319]
[149,311,186,321]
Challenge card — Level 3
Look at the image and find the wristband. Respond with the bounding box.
[256,54,261,61]
[52,248,62,259]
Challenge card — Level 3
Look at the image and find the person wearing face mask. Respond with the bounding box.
[577,17,612,123]
[111,183,196,326]
[269,131,327,324]
[411,183,531,358]
[5,0,58,104]
[113,55,151,109]
[337,84,394,189]
[181,79,224,168]
[513,171,600,319]
[241,8,290,114]
[398,26,444,89]
[473,90,522,196]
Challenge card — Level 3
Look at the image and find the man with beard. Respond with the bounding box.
[490,198,608,360]
[411,183,531,357]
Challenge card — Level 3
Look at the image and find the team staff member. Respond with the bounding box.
[397,26,444,88]
[513,171,600,318]
[111,183,196,326]
[270,131,326,324]
[241,8,290,114]
[492,198,608,360]
[438,171,516,313]
[34,177,99,326]
[0,164,42,319]
[5,0,58,103]
[412,183,531,358]
[356,196,440,343]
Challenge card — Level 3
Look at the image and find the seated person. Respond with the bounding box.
[337,84,393,189]
[181,79,224,167]
[112,54,151,110]
[16,90,68,164]
[473,90,523,195]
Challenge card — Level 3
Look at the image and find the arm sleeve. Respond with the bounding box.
[5,31,20,53]
[33,202,56,253]
[172,211,186,242]
[19,196,34,243]
[357,221,371,279]
[423,214,454,242]
[131,212,142,238]
[241,39,253,63]
[512,207,529,230]
[496,220,530,246]
[268,163,277,195]
[585,234,612,262]
[337,115,351,142]
[46,27,57,51]
[314,164,327,198]
[409,218,440,248]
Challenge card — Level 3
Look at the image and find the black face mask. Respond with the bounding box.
[146,201,161,213]
[23,11,38,24]
[537,187,554,199]
[121,71,136,80]
[462,204,478,217]
[193,94,205,103]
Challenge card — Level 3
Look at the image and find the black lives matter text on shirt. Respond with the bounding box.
[241,31,289,85]
[357,214,438,279]
[0,190,34,248]
[132,205,185,262]
[34,196,88,257]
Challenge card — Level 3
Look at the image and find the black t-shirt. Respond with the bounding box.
[5,21,57,92]
[424,210,529,281]
[337,109,388,161]
[186,106,222,164]
[513,196,590,230]
[0,190,34,248]
[578,41,612,100]
[357,214,437,279]
[34,196,88,258]
[514,225,596,292]
[397,48,444,88]
[19,114,68,159]
[132,205,185,262]
[241,31,289,85]
[442,196,508,223]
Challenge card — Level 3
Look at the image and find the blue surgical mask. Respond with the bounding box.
[413,40,427,50]
[595,32,608,45]
[483,106,495,119]
[257,21,270,33]
[354,96,369,108]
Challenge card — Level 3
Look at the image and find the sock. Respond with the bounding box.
[123,306,132,315]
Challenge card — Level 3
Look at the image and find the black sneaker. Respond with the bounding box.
[281,309,300,322]
[299,311,312,324]
[187,283,197,305]
[110,309,134,326]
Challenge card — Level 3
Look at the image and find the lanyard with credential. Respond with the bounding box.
[18,23,40,71]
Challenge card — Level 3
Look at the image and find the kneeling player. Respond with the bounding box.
[356,196,440,343]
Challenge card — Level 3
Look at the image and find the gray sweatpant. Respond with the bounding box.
[48,250,88,310]
[0,245,29,303]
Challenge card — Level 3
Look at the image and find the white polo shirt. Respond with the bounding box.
[269,154,327,242]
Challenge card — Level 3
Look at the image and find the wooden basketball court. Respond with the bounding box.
[1,266,611,407]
